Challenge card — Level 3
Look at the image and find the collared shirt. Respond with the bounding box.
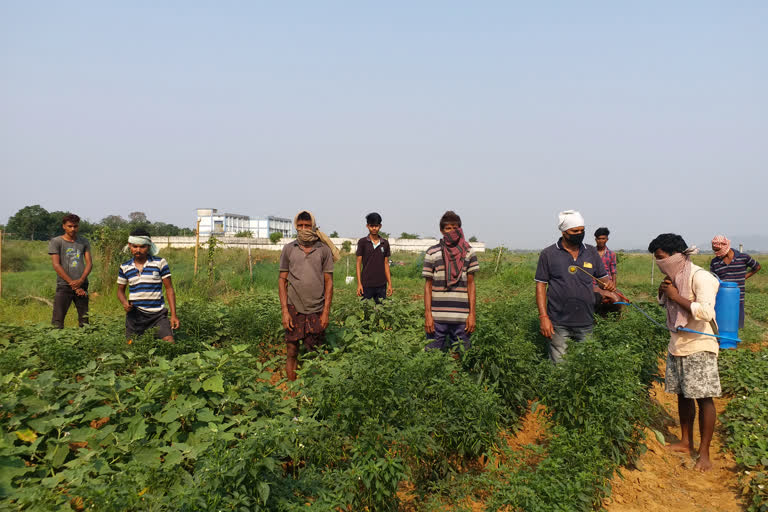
[710,250,760,305]
[117,256,171,313]
[356,236,391,288]
[600,247,617,277]
[535,240,608,327]
[279,241,334,314]
[422,244,479,324]
[661,264,719,356]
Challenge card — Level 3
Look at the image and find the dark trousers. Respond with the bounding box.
[52,284,89,328]
[426,322,471,352]
[362,286,387,303]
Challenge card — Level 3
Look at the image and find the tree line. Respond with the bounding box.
[1,205,194,240]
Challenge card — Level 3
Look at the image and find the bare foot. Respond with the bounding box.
[666,441,692,453]
[694,456,713,472]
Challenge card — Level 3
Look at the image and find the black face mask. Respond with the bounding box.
[564,232,585,246]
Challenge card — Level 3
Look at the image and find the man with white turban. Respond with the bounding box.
[535,210,616,363]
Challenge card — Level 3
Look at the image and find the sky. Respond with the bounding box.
[1,1,766,249]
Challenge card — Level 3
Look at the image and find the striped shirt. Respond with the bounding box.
[422,244,479,324]
[710,250,760,304]
[117,256,172,313]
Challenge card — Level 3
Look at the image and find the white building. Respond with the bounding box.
[196,208,294,238]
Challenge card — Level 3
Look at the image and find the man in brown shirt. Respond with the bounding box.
[278,211,335,381]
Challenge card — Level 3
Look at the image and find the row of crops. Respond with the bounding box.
[1,273,766,510]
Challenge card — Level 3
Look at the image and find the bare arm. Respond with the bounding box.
[163,277,179,329]
[536,281,553,338]
[746,263,761,280]
[424,278,434,333]
[117,283,132,312]
[278,271,294,330]
[384,257,393,295]
[320,272,333,329]
[50,254,74,286]
[356,255,363,296]
[466,273,476,332]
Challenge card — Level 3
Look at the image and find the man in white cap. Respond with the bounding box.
[535,210,616,363]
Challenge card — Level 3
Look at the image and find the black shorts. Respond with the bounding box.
[362,286,387,303]
[126,308,173,339]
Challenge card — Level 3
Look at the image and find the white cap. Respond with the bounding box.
[558,210,585,231]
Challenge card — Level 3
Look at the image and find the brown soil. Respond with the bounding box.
[604,360,745,512]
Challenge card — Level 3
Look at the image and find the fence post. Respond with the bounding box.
[0,229,3,298]
[247,243,253,281]
[194,219,200,276]
[494,245,503,273]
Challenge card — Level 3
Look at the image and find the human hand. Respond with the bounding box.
[281,309,294,331]
[387,284,393,296]
[600,279,617,292]
[75,288,88,297]
[320,311,330,330]
[465,313,476,333]
[425,314,435,334]
[660,278,679,299]
[69,279,83,290]
[122,301,133,312]
[539,316,554,338]
[356,284,363,297]
[169,315,180,330]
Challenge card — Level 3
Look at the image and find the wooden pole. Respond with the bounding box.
[247,243,253,281]
[0,229,3,298]
[194,219,200,276]
[494,245,504,273]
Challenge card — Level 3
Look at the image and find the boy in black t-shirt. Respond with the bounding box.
[355,212,393,303]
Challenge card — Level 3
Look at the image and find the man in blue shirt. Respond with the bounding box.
[535,210,616,363]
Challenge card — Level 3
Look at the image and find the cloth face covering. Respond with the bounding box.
[127,236,158,256]
[711,235,730,258]
[293,211,341,262]
[563,231,585,246]
[441,227,472,289]
[656,252,693,330]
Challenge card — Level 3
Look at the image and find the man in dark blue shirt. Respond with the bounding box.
[535,210,615,363]
[710,235,761,329]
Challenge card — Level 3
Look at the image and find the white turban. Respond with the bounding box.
[558,210,585,232]
[127,235,159,256]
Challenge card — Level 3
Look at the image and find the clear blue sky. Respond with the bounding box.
[2,1,766,249]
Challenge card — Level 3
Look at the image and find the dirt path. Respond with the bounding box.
[604,361,745,512]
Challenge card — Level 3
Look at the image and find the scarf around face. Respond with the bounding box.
[440,227,472,289]
[656,247,699,330]
[293,211,341,262]
[711,235,731,258]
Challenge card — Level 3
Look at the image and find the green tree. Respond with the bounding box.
[341,240,352,253]
[269,232,283,244]
[5,205,54,240]
[330,231,339,238]
[100,215,128,230]
[399,232,419,239]
[469,236,478,243]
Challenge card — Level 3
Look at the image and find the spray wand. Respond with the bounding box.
[568,264,740,344]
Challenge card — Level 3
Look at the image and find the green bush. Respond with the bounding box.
[0,244,29,272]
[269,232,282,244]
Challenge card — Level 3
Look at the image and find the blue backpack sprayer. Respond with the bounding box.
[569,265,741,348]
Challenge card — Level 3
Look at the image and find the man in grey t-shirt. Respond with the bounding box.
[48,213,92,328]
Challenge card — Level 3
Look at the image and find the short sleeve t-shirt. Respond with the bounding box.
[422,244,479,324]
[279,241,334,314]
[356,236,391,287]
[535,240,608,327]
[48,236,91,286]
[116,256,172,313]
[710,250,760,305]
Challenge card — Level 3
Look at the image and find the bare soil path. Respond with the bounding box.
[604,361,745,512]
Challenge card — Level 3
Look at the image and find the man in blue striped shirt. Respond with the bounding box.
[710,235,761,329]
[117,229,179,342]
